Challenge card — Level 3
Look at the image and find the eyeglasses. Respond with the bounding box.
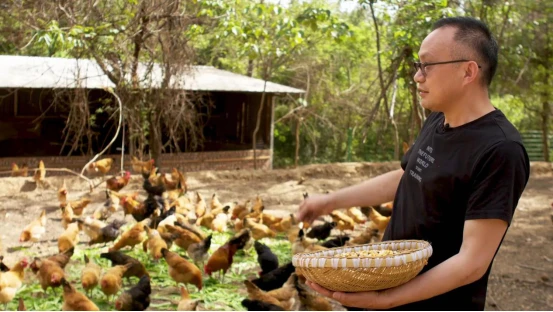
[413,60,482,77]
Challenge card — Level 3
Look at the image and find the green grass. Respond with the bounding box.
[5,226,292,311]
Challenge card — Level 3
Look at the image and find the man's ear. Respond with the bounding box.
[463,61,480,85]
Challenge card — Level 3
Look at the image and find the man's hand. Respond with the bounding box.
[296,193,333,224]
[306,281,391,310]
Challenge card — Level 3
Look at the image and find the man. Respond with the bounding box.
[297,16,530,311]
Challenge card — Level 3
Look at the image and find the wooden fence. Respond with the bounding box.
[520,130,553,161]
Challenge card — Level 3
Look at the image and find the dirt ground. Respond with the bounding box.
[0,161,552,310]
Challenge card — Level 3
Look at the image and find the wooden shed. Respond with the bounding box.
[0,55,304,174]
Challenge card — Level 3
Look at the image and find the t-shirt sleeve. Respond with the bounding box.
[465,140,530,225]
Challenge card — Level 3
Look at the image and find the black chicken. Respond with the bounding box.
[254,241,279,276]
[241,299,283,311]
[115,275,151,311]
[250,262,295,291]
[306,221,337,241]
[321,235,350,248]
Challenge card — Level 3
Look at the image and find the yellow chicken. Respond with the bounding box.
[19,210,47,243]
[195,192,206,218]
[142,226,167,261]
[58,222,81,254]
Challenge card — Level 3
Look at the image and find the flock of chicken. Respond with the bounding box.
[1,157,394,311]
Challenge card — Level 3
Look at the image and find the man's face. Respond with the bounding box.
[414,27,466,112]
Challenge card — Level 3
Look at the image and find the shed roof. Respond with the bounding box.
[0,55,304,94]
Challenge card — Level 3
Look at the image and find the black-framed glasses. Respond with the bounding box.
[413,60,482,77]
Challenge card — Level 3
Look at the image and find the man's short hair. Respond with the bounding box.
[432,17,498,87]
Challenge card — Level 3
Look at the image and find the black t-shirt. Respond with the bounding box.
[381,109,530,311]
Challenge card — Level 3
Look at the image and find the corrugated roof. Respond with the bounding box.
[0,55,304,94]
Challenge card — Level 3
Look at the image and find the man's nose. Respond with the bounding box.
[413,69,425,83]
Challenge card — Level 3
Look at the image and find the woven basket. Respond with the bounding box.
[292,240,432,292]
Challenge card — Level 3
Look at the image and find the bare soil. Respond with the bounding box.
[0,161,552,310]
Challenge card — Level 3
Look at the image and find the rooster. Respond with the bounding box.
[106,171,131,192]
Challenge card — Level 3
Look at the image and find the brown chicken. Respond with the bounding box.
[271,214,295,233]
[58,222,82,254]
[261,213,281,227]
[60,198,91,216]
[121,196,142,216]
[131,156,155,175]
[296,277,333,311]
[231,200,250,220]
[196,212,216,229]
[243,218,276,240]
[210,193,224,211]
[108,220,148,252]
[106,171,131,192]
[161,168,181,190]
[100,251,148,283]
[161,248,203,291]
[265,273,300,310]
[252,196,265,214]
[165,224,202,250]
[204,239,241,282]
[292,229,326,255]
[87,157,115,175]
[45,248,74,269]
[177,286,202,311]
[19,210,47,243]
[11,163,28,177]
[194,192,206,218]
[142,226,167,261]
[100,264,132,302]
[81,255,102,297]
[31,257,66,293]
[243,280,285,309]
[330,210,356,232]
[346,207,367,224]
[32,160,46,187]
[348,228,379,246]
[57,180,68,203]
[61,278,99,311]
[60,204,74,230]
[0,258,28,309]
[367,206,391,233]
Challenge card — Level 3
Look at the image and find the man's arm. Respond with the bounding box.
[298,168,404,224]
[327,168,404,210]
[308,218,508,309]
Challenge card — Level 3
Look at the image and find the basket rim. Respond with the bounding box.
[292,239,432,269]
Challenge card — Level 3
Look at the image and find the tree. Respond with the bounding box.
[6,0,214,165]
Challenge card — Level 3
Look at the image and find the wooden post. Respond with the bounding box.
[269,95,276,170]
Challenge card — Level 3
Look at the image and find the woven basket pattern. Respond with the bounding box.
[292,240,432,292]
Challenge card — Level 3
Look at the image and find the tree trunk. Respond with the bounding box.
[294,117,302,168]
[390,76,400,160]
[148,109,162,168]
[246,59,254,77]
[252,80,268,169]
